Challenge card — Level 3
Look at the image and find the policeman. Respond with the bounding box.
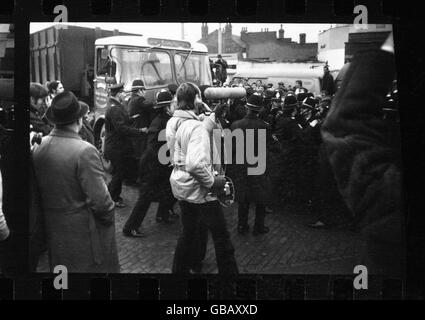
[229,93,271,235]
[123,90,177,237]
[104,82,145,207]
[274,94,301,147]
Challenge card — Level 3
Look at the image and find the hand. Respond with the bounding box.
[140,127,148,134]
[214,103,227,119]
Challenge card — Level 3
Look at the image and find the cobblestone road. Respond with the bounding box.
[115,185,363,274]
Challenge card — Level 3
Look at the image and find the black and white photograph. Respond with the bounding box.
[0,23,15,274]
[28,22,402,277]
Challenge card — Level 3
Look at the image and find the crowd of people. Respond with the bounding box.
[27,33,402,276]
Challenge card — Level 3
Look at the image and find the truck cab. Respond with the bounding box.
[93,36,212,151]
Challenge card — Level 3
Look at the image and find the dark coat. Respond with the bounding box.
[104,97,140,161]
[271,114,306,204]
[228,113,272,204]
[321,50,401,274]
[138,111,173,201]
[79,120,95,146]
[127,94,153,159]
[228,100,246,125]
[321,72,335,96]
[128,94,153,128]
[30,104,52,136]
[32,128,119,273]
[214,59,228,83]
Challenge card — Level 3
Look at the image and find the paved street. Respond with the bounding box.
[115,184,363,274]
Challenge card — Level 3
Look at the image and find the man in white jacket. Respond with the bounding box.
[166,82,238,274]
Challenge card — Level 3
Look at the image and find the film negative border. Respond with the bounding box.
[3,0,398,22]
[0,274,406,300]
[1,0,424,302]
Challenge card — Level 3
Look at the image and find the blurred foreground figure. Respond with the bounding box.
[31,91,119,273]
[321,34,403,276]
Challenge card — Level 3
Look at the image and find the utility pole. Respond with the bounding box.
[181,23,185,40]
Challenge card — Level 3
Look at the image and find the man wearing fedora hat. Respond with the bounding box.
[31,91,119,272]
[105,82,146,208]
[229,93,271,235]
[123,90,176,237]
[128,79,153,161]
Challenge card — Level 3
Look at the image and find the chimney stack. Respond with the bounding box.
[299,33,306,44]
[278,24,284,39]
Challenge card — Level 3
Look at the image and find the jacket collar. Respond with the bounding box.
[172,109,199,121]
[245,112,259,120]
[49,128,82,140]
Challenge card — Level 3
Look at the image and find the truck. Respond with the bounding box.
[30,25,134,107]
[30,25,214,156]
[92,35,212,153]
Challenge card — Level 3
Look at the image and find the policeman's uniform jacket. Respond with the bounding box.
[127,94,153,159]
[128,94,153,129]
[138,111,173,201]
[104,96,140,161]
[228,113,272,205]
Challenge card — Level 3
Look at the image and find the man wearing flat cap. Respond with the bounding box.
[123,90,176,237]
[31,91,119,273]
[105,82,146,207]
[228,93,271,236]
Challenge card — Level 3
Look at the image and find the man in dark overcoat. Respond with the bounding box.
[31,91,119,273]
[123,90,176,237]
[229,93,271,235]
[104,83,145,207]
[127,79,153,160]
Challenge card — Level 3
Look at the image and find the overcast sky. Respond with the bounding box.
[30,22,332,44]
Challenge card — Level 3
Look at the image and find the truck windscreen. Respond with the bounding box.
[109,48,173,90]
[174,52,212,86]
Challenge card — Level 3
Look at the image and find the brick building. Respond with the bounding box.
[198,23,318,62]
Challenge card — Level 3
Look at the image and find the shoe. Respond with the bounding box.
[123,229,145,238]
[237,225,249,234]
[253,226,270,235]
[115,200,127,208]
[307,220,327,229]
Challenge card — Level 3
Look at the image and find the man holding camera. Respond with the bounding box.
[166,82,238,275]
